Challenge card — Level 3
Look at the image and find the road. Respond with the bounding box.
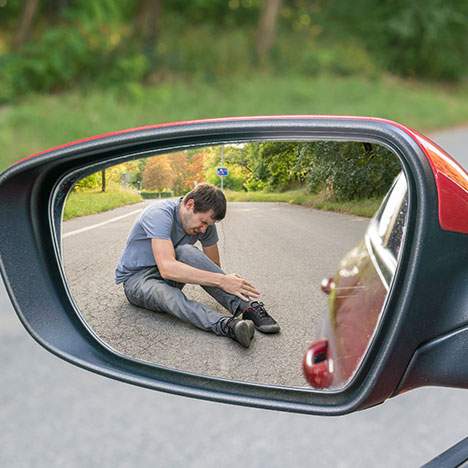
[1,127,467,467]
[431,126,468,169]
[62,201,368,387]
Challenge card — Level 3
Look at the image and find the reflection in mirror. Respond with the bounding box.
[60,141,407,390]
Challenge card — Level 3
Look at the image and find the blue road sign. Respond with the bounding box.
[216,167,229,177]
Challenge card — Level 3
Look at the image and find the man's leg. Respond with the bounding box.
[175,244,250,315]
[123,267,228,335]
[175,245,281,334]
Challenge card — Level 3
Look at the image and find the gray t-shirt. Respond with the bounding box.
[115,197,218,284]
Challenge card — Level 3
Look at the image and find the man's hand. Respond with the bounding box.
[220,273,261,301]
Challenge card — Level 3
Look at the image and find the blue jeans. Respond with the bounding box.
[123,244,250,335]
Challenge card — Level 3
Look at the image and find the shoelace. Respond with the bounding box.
[249,301,268,318]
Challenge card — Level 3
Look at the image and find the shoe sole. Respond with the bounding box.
[256,323,281,334]
[235,321,255,348]
[242,313,280,334]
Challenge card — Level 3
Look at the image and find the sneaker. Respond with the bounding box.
[242,301,280,334]
[224,317,255,348]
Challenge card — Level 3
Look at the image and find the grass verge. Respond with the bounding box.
[63,189,143,221]
[1,74,468,172]
[225,189,382,218]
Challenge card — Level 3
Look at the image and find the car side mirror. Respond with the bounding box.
[0,116,466,415]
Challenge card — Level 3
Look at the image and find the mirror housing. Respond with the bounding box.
[0,116,466,415]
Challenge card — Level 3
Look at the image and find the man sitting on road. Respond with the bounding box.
[115,183,280,348]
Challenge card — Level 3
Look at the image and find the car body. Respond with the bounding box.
[304,173,408,388]
[301,123,468,393]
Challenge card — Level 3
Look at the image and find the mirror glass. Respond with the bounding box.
[60,140,407,390]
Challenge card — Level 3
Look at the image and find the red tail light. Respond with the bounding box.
[303,339,333,388]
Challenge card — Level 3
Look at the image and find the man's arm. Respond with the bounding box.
[151,239,260,300]
[152,239,223,287]
[202,243,220,267]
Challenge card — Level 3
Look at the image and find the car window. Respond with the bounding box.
[364,172,408,287]
[376,173,407,259]
[386,192,408,258]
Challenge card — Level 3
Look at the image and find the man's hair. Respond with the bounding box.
[183,183,226,221]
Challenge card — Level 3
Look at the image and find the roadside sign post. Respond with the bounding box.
[221,145,224,191]
[217,145,228,191]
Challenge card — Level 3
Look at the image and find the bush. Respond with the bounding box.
[0,26,102,102]
[326,0,468,82]
[204,165,247,191]
[159,23,254,79]
[306,142,401,201]
[73,172,103,192]
[221,141,400,198]
[239,142,303,192]
[0,5,148,102]
[383,1,468,81]
[272,38,378,78]
[140,191,173,199]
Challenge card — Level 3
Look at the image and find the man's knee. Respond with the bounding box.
[175,243,220,273]
[175,244,202,263]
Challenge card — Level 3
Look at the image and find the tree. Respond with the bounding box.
[73,160,142,192]
[256,0,283,66]
[307,142,401,200]
[168,152,191,195]
[101,169,106,192]
[201,145,249,191]
[167,150,207,195]
[13,0,40,49]
[142,156,174,191]
[229,142,299,191]
[129,158,147,190]
[133,0,163,76]
[184,151,206,189]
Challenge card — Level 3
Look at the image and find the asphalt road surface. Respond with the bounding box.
[62,201,368,387]
[1,127,467,467]
[431,126,468,170]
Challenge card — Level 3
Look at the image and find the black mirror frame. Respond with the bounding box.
[1,116,466,415]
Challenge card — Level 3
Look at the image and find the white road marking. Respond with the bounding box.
[63,209,143,238]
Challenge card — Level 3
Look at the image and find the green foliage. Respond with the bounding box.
[306,142,401,200]
[130,158,147,190]
[228,142,306,192]
[204,163,246,191]
[0,0,22,28]
[61,0,135,24]
[272,38,377,78]
[0,0,147,102]
[1,27,91,101]
[73,162,140,192]
[255,142,301,191]
[165,0,261,27]
[219,143,262,191]
[74,172,102,192]
[201,145,249,191]
[326,0,468,81]
[140,191,173,199]
[1,0,466,103]
[222,141,401,201]
[383,1,468,81]
[0,25,115,101]
[104,53,149,85]
[2,75,468,174]
[159,23,254,79]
